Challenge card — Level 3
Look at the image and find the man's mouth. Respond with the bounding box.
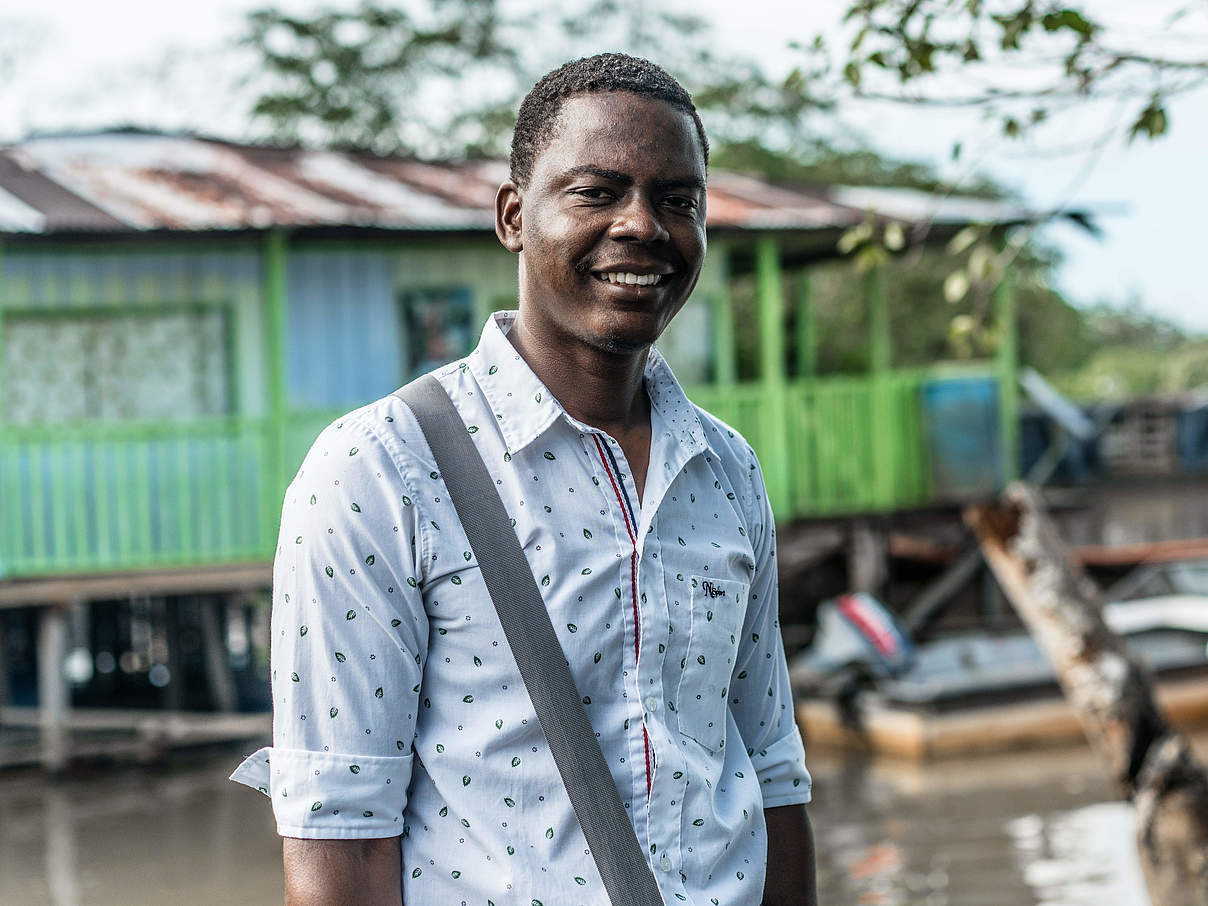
[593,271,665,286]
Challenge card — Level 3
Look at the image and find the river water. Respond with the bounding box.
[0,739,1155,905]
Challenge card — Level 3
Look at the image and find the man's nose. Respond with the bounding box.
[608,195,670,244]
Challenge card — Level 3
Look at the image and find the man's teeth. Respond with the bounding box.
[597,272,662,286]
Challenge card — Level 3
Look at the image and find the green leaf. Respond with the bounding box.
[329,707,338,717]
[334,651,346,663]
[349,764,361,774]
[350,502,361,512]
[375,687,384,698]
[311,801,322,811]
[545,827,554,839]
[345,610,356,620]
[567,623,577,633]
[463,694,474,703]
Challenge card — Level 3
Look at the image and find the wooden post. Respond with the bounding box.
[755,237,791,517]
[0,614,9,711]
[865,263,895,508]
[710,244,737,386]
[199,596,238,712]
[848,519,888,596]
[967,482,1208,906]
[993,256,1020,483]
[0,236,7,422]
[38,603,70,772]
[262,229,289,539]
[795,269,816,379]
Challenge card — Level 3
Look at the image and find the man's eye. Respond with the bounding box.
[663,195,699,210]
[573,187,613,200]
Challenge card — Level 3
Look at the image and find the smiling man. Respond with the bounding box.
[232,53,816,906]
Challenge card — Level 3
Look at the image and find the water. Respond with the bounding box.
[0,741,1154,905]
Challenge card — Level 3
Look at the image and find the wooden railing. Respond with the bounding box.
[0,368,1001,579]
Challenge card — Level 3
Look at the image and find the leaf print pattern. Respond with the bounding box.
[229,311,809,906]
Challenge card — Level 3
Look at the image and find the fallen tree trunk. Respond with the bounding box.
[966,482,1208,906]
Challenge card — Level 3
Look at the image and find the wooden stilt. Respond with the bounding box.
[0,613,9,711]
[848,520,888,596]
[163,595,185,711]
[38,603,69,772]
[199,596,237,712]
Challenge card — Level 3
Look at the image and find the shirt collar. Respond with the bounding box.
[468,310,718,458]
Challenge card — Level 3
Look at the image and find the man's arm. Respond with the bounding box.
[763,805,817,906]
[284,837,403,906]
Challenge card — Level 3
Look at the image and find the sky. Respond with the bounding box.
[1,0,1205,334]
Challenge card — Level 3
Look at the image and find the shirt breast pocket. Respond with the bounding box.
[675,575,747,753]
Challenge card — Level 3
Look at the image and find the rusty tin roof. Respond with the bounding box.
[0,130,1068,237]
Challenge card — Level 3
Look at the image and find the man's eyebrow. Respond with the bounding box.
[560,165,705,192]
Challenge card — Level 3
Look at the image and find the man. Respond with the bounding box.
[233,53,817,906]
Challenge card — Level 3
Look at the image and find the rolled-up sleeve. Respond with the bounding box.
[230,415,429,838]
[728,453,812,808]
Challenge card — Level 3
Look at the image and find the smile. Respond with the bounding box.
[594,272,664,286]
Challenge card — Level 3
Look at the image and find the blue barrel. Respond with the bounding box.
[922,377,1002,500]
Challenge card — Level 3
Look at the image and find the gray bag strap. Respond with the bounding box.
[394,375,665,906]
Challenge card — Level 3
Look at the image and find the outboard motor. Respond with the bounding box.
[790,593,915,727]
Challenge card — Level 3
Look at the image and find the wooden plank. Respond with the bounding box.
[888,533,1208,568]
[0,562,271,608]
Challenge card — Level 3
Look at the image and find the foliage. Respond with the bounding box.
[836,0,1207,146]
[241,0,515,153]
[1051,306,1208,399]
[711,140,1005,198]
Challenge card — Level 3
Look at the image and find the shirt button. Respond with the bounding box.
[645,696,660,712]
[658,856,673,872]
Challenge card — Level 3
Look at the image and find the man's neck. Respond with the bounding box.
[506,313,651,437]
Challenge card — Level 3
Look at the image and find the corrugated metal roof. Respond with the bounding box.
[0,130,1070,237]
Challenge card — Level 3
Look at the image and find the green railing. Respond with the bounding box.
[688,364,998,519]
[0,367,999,579]
[1,417,273,577]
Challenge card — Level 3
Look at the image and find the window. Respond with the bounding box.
[399,287,474,380]
[2,308,230,425]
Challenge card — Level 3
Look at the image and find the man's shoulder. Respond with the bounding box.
[692,403,758,468]
[297,360,483,483]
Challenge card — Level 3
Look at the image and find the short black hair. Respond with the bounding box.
[509,53,709,187]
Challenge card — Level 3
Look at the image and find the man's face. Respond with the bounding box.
[497,91,707,355]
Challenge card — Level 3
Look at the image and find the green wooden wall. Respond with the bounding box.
[0,232,1017,580]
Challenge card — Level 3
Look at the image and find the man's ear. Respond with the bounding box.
[495,181,523,252]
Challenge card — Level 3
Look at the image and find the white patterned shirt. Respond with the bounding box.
[231,311,810,906]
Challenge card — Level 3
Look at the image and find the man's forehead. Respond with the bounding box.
[532,92,706,179]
